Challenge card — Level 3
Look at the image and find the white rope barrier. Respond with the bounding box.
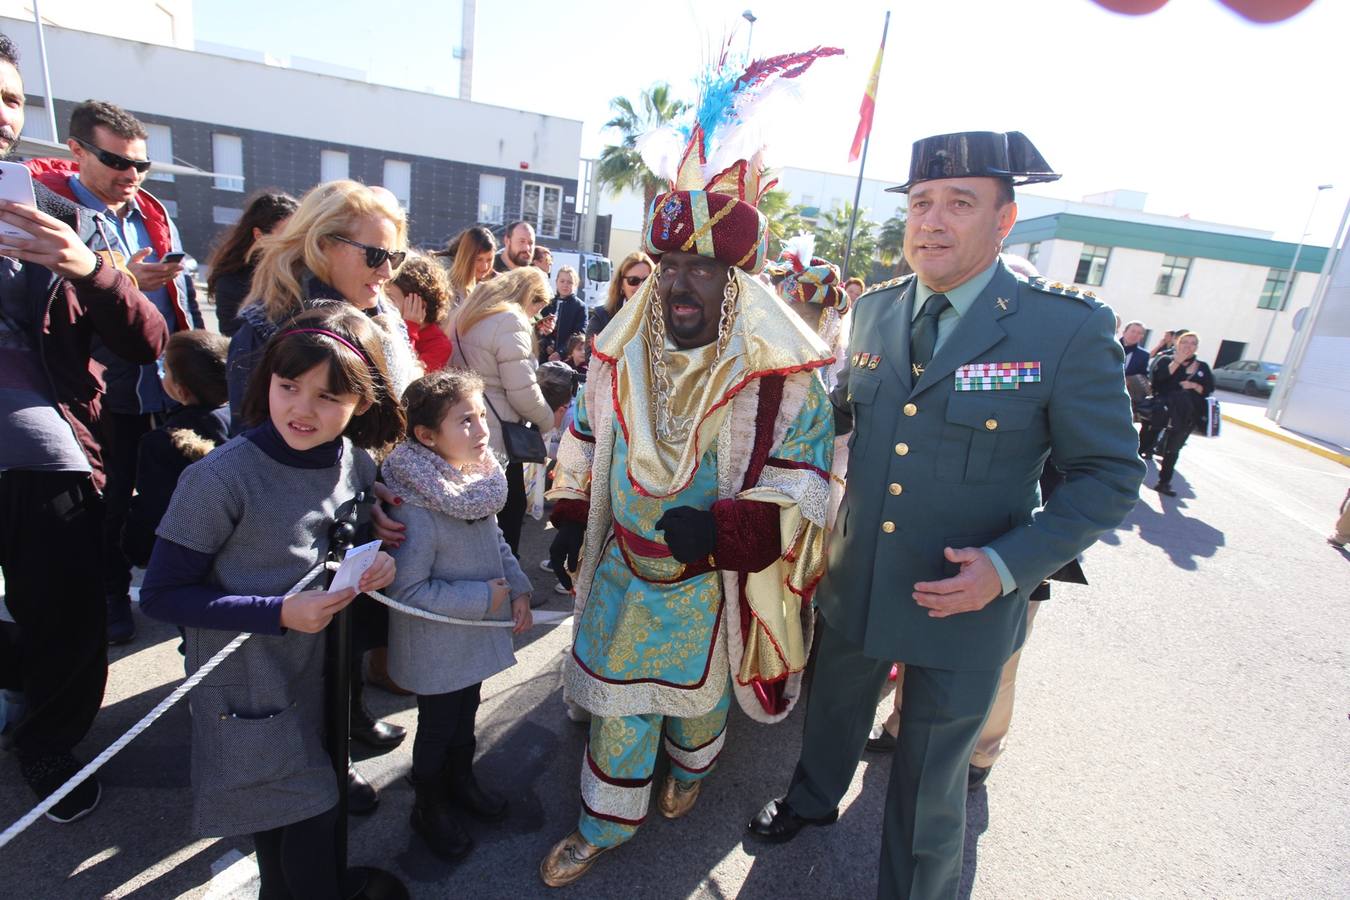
[0,561,570,851]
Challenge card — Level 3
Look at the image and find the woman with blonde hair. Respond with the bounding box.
[226,180,418,429]
[586,250,652,343]
[436,225,497,316]
[450,266,558,555]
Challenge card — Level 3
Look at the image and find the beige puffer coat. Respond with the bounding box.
[452,309,554,457]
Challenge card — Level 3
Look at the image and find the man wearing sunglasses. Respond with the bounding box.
[28,100,202,646]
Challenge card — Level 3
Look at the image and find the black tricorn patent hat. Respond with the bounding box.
[887,131,1061,193]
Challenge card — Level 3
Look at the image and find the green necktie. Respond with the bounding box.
[909,292,950,379]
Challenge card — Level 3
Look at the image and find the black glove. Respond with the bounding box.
[655,506,716,564]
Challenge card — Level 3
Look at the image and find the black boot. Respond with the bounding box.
[444,745,508,822]
[410,773,473,860]
[347,762,379,815]
[350,673,406,751]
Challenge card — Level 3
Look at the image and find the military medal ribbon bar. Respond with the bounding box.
[954,361,1041,391]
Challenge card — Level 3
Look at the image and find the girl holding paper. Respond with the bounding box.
[139,306,404,898]
[382,368,533,861]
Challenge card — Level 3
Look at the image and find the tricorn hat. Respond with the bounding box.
[888,131,1060,194]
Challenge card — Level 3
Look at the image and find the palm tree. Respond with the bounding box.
[877,212,907,272]
[759,188,812,258]
[813,203,878,281]
[596,83,689,210]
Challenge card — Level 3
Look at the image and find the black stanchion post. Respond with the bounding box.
[325,494,408,900]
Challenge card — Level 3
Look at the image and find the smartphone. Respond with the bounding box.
[160,251,187,265]
[0,160,37,240]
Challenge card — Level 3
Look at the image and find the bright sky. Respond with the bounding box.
[195,0,1350,245]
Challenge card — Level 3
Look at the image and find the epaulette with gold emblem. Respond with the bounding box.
[1028,276,1099,305]
[857,273,914,301]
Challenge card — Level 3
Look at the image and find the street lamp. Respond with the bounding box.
[1255,183,1333,364]
[743,10,757,56]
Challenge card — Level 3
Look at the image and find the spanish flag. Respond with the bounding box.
[848,27,888,163]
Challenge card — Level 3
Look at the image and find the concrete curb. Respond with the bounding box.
[1220,413,1350,468]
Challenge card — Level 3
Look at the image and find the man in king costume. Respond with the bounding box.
[539,47,842,887]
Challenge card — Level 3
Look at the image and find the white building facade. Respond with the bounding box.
[1005,197,1326,369]
[1,14,584,256]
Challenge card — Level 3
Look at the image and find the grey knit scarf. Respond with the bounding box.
[380,440,507,521]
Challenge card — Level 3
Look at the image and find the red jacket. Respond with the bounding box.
[405,320,453,372]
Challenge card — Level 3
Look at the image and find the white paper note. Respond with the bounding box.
[328,539,382,593]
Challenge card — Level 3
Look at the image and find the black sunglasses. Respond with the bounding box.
[623,275,647,287]
[73,136,152,173]
[331,234,407,270]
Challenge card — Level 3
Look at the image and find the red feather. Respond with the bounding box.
[736,47,844,90]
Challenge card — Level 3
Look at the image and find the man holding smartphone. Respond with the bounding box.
[27,100,201,645]
[0,32,168,823]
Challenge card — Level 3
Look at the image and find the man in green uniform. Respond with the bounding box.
[747,131,1145,899]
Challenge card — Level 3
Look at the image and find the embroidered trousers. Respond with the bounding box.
[578,682,731,848]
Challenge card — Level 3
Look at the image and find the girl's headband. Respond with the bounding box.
[280,328,372,365]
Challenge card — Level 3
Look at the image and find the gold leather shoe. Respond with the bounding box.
[539,831,610,888]
[656,774,701,819]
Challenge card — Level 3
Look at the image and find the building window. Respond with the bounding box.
[211,134,244,192]
[477,174,505,225]
[212,206,243,226]
[159,199,178,218]
[1026,242,1040,267]
[320,149,349,183]
[145,123,173,183]
[382,160,411,210]
[1074,244,1110,286]
[22,105,51,141]
[1155,255,1190,297]
[521,181,562,239]
[1257,268,1292,310]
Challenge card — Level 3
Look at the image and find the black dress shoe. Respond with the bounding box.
[350,710,407,751]
[746,798,838,843]
[967,764,992,791]
[865,730,897,753]
[1153,481,1176,497]
[347,764,379,815]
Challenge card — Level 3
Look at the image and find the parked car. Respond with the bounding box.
[1213,360,1282,395]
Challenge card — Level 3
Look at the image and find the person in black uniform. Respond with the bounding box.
[1141,331,1213,496]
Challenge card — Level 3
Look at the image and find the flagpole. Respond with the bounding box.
[842,10,890,280]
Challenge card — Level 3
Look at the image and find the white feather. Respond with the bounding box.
[783,233,816,265]
[636,125,689,186]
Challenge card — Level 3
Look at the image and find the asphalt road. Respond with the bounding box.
[1,419,1347,899]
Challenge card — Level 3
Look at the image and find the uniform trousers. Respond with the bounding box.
[786,617,1001,900]
[578,682,731,848]
[0,470,108,763]
[1328,488,1350,545]
[881,600,1040,768]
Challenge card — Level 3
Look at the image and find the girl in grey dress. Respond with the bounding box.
[141,307,405,898]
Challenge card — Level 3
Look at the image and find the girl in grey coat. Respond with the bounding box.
[384,369,533,861]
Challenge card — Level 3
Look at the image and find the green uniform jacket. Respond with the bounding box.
[815,262,1144,671]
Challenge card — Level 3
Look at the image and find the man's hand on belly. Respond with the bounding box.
[911,547,1003,618]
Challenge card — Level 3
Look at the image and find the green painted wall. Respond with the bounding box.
[1008,214,1329,274]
